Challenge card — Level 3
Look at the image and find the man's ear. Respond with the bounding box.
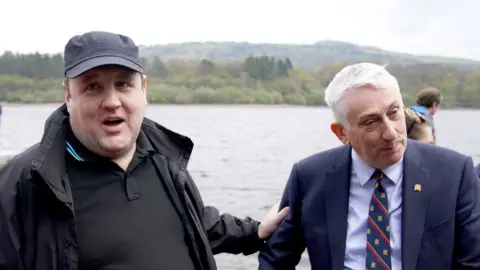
[142,74,148,104]
[63,80,71,111]
[330,122,350,145]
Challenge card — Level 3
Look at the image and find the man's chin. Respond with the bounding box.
[98,138,133,157]
[381,148,405,167]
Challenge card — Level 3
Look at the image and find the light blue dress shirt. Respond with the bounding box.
[344,150,403,270]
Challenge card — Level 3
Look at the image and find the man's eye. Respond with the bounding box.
[116,81,130,88]
[85,83,100,91]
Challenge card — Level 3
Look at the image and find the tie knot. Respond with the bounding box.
[373,169,384,182]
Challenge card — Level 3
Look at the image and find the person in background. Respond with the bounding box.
[410,87,442,142]
[0,31,289,270]
[404,107,434,144]
[258,62,480,270]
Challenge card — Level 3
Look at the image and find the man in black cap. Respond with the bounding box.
[0,31,289,270]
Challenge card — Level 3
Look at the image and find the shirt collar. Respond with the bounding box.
[136,129,155,156]
[351,148,403,186]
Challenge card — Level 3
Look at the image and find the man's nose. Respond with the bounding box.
[382,120,397,141]
[102,87,121,109]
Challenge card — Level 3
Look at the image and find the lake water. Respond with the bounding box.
[1,104,479,269]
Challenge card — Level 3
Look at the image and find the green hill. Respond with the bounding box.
[2,40,480,108]
[139,40,480,70]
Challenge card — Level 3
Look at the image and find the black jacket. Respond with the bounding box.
[0,104,263,270]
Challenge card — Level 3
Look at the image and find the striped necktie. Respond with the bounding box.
[366,169,391,270]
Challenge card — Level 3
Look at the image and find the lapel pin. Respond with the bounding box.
[414,184,422,192]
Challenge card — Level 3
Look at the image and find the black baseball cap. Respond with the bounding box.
[63,31,145,78]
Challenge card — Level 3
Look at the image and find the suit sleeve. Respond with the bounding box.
[258,163,306,270]
[453,156,480,268]
[184,171,264,256]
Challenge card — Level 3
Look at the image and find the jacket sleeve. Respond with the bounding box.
[258,163,306,270]
[453,156,480,268]
[184,171,264,255]
[0,161,26,270]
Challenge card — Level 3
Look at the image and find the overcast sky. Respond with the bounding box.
[1,0,477,60]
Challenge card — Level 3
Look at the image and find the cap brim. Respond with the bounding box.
[65,56,144,78]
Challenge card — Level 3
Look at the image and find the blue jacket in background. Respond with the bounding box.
[410,104,435,135]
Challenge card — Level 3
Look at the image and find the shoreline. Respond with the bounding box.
[0,103,479,110]
[0,103,313,108]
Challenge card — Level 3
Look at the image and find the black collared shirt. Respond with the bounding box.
[65,124,196,270]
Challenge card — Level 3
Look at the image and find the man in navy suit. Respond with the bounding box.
[258,63,480,269]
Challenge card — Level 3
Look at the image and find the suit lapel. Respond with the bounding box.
[401,140,430,270]
[325,146,352,270]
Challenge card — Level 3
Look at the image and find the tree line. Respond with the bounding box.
[0,51,479,108]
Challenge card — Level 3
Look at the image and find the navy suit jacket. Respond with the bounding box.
[258,139,480,270]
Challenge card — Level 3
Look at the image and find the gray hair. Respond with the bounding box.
[324,62,401,127]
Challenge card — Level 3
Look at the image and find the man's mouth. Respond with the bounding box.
[102,118,124,126]
[383,142,400,151]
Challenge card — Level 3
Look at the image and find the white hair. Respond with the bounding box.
[324,62,401,127]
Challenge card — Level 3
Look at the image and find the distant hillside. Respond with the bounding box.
[139,40,480,70]
[3,50,480,108]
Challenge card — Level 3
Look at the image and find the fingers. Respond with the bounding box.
[273,206,290,225]
[278,206,290,217]
[279,206,290,216]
